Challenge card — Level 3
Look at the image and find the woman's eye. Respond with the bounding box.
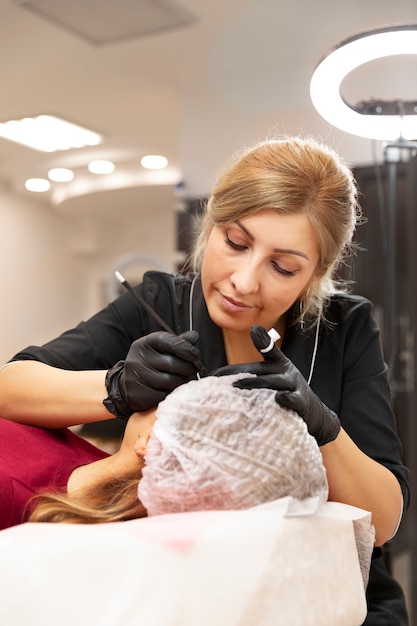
[272,261,297,277]
[224,228,298,276]
[225,232,247,250]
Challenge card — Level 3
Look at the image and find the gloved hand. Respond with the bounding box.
[104,330,205,418]
[213,325,341,446]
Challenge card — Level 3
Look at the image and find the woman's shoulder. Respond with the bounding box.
[321,291,381,349]
[325,291,374,322]
[141,270,199,309]
[139,271,200,334]
[142,270,197,291]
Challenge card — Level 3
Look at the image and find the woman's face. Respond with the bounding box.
[201,209,321,333]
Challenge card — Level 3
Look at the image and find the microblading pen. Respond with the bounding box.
[115,271,207,379]
[115,271,175,334]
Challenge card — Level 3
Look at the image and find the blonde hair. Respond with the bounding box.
[28,472,146,524]
[192,136,360,326]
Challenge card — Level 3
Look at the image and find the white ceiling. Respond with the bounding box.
[0,0,416,215]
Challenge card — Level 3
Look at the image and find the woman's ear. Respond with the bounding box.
[312,261,331,282]
[123,409,157,457]
[134,434,150,459]
[304,262,332,295]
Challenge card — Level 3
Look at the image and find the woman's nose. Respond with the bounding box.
[230,259,261,294]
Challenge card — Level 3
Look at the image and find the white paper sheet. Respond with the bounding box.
[0,499,373,626]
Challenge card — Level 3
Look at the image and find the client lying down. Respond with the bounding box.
[0,374,376,626]
[1,374,328,526]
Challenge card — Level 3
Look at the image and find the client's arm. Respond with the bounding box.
[0,361,110,428]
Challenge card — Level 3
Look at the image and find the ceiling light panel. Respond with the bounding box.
[14,0,198,45]
[0,115,102,152]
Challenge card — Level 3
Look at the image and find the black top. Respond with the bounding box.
[11,270,410,625]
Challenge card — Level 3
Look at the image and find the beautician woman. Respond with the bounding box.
[0,136,409,625]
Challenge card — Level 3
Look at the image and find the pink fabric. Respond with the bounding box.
[118,509,225,553]
[0,418,109,529]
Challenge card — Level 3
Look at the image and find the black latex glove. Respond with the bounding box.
[213,325,341,446]
[104,330,205,418]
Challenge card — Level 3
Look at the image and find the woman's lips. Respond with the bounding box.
[221,293,254,313]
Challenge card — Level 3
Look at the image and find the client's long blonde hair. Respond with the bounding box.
[28,471,147,524]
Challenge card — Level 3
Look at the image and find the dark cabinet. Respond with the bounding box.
[352,156,417,619]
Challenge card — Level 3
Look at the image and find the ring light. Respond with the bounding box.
[310,25,417,140]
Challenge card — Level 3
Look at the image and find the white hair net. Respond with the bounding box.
[138,374,328,516]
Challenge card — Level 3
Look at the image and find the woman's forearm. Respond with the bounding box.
[0,360,112,427]
[321,428,403,547]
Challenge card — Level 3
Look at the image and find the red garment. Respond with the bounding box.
[0,418,109,529]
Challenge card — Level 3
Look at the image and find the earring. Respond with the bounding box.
[299,291,310,330]
[299,300,305,329]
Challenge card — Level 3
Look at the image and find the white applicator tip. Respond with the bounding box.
[260,327,281,354]
[115,270,125,284]
[268,328,281,342]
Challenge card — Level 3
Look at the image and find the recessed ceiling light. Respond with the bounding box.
[140,154,168,169]
[48,167,75,182]
[25,178,51,192]
[0,115,102,152]
[88,160,115,174]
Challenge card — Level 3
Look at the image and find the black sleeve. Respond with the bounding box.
[314,297,410,513]
[9,271,186,371]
